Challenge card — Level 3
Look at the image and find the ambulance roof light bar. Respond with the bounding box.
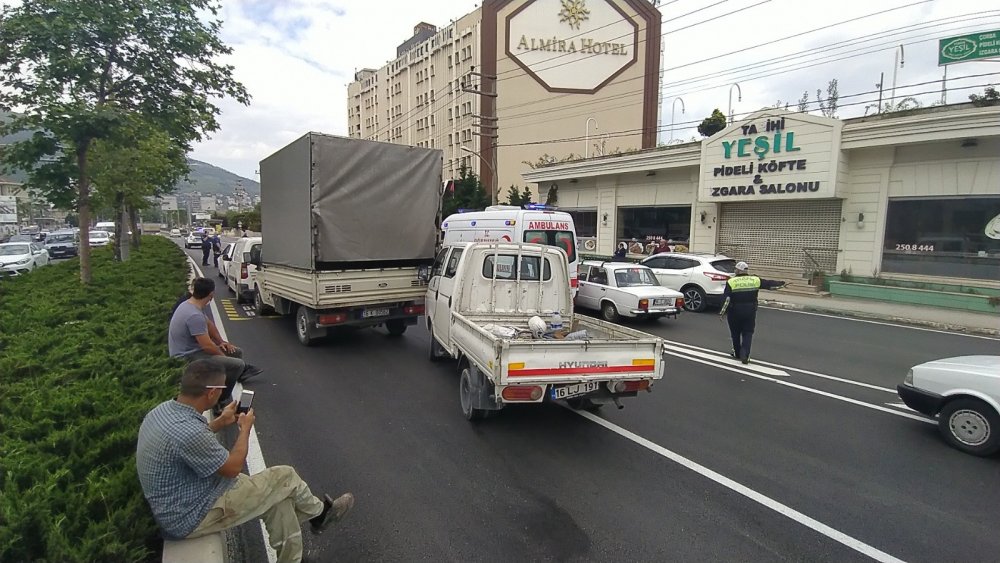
[523,203,559,211]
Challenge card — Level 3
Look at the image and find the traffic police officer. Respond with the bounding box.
[719,261,785,364]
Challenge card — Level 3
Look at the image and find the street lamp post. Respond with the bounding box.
[728,83,742,125]
[670,97,685,143]
[585,117,598,159]
[889,44,904,109]
[461,146,498,206]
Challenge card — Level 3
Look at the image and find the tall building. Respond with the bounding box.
[347,0,661,200]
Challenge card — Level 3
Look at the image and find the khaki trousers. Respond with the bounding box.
[187,465,325,563]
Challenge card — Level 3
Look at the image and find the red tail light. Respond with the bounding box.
[570,277,579,288]
[612,380,652,393]
[240,264,248,279]
[704,272,730,281]
[501,386,543,401]
[318,313,348,325]
[404,304,424,315]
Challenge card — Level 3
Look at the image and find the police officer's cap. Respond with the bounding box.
[735,261,749,272]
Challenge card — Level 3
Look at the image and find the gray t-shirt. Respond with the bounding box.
[168,300,215,357]
[136,400,234,539]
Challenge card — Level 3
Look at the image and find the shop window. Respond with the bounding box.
[882,197,1000,281]
[566,210,597,237]
[617,206,691,245]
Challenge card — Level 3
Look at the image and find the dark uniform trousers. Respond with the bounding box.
[727,304,757,362]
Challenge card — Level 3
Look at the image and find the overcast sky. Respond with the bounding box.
[196,0,1000,180]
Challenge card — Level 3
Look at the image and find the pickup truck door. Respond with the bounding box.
[432,247,464,347]
[425,248,448,324]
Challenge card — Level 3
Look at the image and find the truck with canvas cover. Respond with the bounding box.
[426,242,665,419]
[252,132,442,346]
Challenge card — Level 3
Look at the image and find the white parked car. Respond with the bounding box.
[217,242,235,281]
[897,356,1000,456]
[0,242,50,277]
[88,230,111,247]
[224,237,262,303]
[640,252,736,312]
[169,228,182,237]
[576,261,684,322]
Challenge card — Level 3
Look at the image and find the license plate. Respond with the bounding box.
[362,308,390,318]
[551,381,600,400]
[653,298,670,306]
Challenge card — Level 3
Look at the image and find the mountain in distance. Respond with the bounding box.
[175,159,259,196]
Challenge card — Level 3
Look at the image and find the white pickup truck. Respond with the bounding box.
[426,242,665,419]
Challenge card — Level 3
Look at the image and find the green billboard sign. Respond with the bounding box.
[938,30,1000,65]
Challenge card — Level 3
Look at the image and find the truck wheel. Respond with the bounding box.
[682,286,707,312]
[386,319,407,336]
[428,324,447,362]
[254,287,274,316]
[459,367,486,421]
[295,305,322,346]
[938,398,1000,456]
[601,302,620,323]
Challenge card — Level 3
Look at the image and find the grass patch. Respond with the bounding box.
[0,237,189,562]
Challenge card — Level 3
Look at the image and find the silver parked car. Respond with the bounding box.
[641,252,736,312]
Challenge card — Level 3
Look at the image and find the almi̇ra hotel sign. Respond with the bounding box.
[506,0,639,93]
[697,110,845,203]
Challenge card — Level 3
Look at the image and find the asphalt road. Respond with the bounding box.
[179,240,1000,563]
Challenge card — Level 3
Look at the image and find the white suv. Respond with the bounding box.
[640,252,736,312]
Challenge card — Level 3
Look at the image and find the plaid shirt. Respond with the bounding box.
[136,400,234,539]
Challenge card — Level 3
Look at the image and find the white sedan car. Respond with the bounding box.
[0,242,50,277]
[576,261,684,322]
[89,230,111,247]
[897,356,1000,456]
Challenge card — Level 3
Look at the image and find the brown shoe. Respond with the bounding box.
[310,493,354,533]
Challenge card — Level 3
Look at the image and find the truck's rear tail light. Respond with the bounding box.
[318,313,348,325]
[403,304,424,315]
[570,277,579,288]
[240,264,248,279]
[612,380,652,393]
[704,272,730,281]
[501,385,543,401]
[638,298,649,310]
[676,297,685,309]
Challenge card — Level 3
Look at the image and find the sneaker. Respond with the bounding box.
[741,357,750,365]
[240,365,264,381]
[310,493,354,534]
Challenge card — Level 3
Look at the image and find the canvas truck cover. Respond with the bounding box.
[260,132,442,270]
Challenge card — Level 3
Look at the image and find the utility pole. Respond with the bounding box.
[461,65,499,205]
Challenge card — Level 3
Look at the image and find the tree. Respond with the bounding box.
[969,85,999,107]
[0,0,249,283]
[505,185,534,206]
[89,116,187,260]
[797,90,810,112]
[697,109,727,137]
[817,79,839,118]
[441,165,489,218]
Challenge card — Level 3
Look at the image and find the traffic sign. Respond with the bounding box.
[938,30,1000,66]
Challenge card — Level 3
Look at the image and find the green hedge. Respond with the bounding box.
[0,237,189,562]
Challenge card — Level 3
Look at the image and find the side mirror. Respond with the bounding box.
[417,265,431,282]
[222,255,231,261]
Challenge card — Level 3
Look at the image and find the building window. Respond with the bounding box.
[882,197,1000,281]
[565,210,598,237]
[616,206,692,245]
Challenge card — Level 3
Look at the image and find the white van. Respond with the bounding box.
[224,236,262,304]
[440,204,579,294]
[94,221,116,235]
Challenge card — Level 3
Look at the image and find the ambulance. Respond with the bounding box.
[440,204,579,295]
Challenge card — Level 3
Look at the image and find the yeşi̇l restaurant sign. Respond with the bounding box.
[698,110,844,203]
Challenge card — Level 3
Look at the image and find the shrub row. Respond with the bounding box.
[0,237,189,562]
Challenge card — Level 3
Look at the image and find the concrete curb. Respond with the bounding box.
[760,299,1000,338]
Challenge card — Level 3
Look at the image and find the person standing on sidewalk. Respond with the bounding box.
[719,261,785,364]
[137,360,354,563]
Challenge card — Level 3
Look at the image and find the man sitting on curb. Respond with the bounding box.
[169,277,263,408]
[137,360,355,563]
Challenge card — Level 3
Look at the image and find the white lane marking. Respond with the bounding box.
[662,343,790,377]
[573,409,907,563]
[663,350,935,426]
[190,256,278,563]
[759,306,1000,342]
[663,339,897,394]
[886,402,920,413]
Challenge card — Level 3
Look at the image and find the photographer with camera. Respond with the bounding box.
[137,360,354,563]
